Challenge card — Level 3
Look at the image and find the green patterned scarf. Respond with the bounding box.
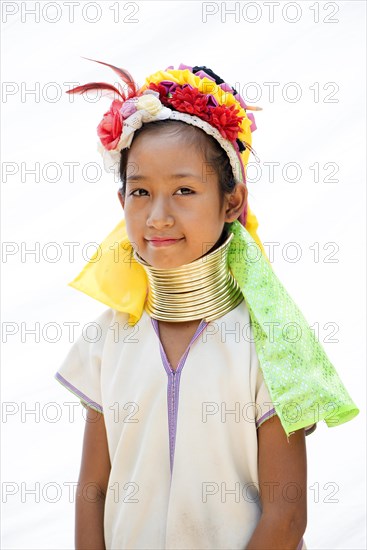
[227,220,359,438]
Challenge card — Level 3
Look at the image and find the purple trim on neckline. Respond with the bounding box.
[151,318,207,371]
[151,318,208,472]
[296,537,304,550]
[54,372,103,413]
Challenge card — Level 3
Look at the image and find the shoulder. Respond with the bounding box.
[55,307,132,412]
[62,307,132,363]
[81,308,131,338]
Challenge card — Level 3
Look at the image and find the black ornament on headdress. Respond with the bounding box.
[236,139,246,152]
[192,66,225,85]
[192,65,239,96]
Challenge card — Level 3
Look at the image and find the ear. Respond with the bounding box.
[117,188,125,209]
[224,184,248,223]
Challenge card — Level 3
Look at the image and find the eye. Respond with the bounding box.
[176,187,194,195]
[129,188,149,197]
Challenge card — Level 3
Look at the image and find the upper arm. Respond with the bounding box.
[78,407,111,497]
[75,407,111,549]
[257,415,307,531]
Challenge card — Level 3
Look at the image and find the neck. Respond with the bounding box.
[133,227,244,322]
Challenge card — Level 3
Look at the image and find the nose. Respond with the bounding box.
[146,196,174,229]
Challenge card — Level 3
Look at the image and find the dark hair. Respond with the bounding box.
[118,120,238,207]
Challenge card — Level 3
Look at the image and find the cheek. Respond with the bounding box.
[124,199,140,220]
[124,210,146,242]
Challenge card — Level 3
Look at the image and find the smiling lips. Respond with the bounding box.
[147,237,183,247]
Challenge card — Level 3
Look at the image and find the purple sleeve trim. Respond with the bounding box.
[256,409,318,436]
[305,423,317,436]
[54,372,103,414]
[256,407,277,428]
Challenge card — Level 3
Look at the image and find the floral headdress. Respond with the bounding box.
[67,58,262,228]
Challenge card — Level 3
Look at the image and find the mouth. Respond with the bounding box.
[146,238,184,248]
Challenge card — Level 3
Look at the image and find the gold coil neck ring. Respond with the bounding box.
[133,231,244,322]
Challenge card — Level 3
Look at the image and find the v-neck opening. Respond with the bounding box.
[151,317,208,373]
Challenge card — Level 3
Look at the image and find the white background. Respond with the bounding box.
[1,1,366,548]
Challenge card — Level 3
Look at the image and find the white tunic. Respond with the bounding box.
[56,299,310,550]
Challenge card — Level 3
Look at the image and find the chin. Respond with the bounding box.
[139,241,202,269]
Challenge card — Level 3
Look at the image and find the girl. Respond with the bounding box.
[55,60,359,550]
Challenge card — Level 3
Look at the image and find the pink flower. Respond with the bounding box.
[120,99,138,119]
[97,100,123,151]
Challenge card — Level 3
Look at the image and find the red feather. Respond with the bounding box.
[66,57,139,102]
[81,57,137,98]
[66,82,125,101]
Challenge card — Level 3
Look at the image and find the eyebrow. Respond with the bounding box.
[126,173,201,182]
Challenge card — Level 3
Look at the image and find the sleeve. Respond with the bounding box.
[251,332,317,436]
[54,308,115,414]
[255,364,278,429]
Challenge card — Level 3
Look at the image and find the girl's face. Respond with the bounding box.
[118,130,246,269]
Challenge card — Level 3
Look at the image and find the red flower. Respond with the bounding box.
[147,82,171,106]
[208,104,244,142]
[169,85,210,118]
[97,99,123,150]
